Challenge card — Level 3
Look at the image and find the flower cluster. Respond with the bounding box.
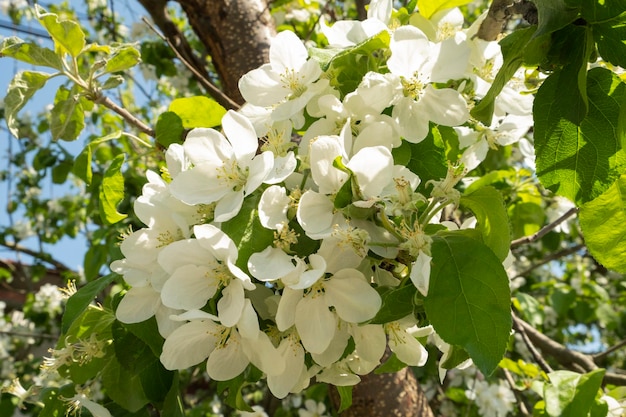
[112,0,533,400]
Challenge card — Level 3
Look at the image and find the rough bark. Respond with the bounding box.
[330,367,435,417]
[176,0,275,104]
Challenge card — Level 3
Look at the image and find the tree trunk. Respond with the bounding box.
[137,1,436,415]
[330,367,435,417]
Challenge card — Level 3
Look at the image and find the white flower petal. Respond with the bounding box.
[409,251,432,297]
[206,332,249,380]
[248,246,297,282]
[268,338,305,399]
[217,279,246,327]
[160,320,219,370]
[295,294,337,354]
[222,110,258,162]
[160,264,218,310]
[214,190,244,222]
[276,287,303,331]
[325,269,381,323]
[258,186,290,229]
[116,286,160,324]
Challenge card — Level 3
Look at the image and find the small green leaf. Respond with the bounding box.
[169,96,226,129]
[579,175,626,273]
[406,124,448,193]
[460,186,510,261]
[335,386,353,413]
[99,154,127,224]
[105,45,141,73]
[545,369,605,417]
[162,372,185,417]
[369,285,416,324]
[425,233,511,376]
[35,4,86,57]
[62,273,116,333]
[101,74,125,90]
[155,111,185,147]
[73,145,93,184]
[51,85,85,141]
[535,67,626,204]
[51,159,73,184]
[0,36,63,70]
[221,193,275,274]
[533,0,581,38]
[4,70,50,137]
[441,345,470,370]
[416,0,473,19]
[374,353,408,374]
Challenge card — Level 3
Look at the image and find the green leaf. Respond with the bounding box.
[217,374,254,412]
[441,345,470,370]
[545,369,605,417]
[416,0,473,19]
[73,145,93,184]
[99,154,127,224]
[4,70,50,137]
[139,359,174,405]
[425,233,511,376]
[581,1,626,22]
[460,186,510,261]
[51,159,73,184]
[39,385,77,417]
[375,352,408,374]
[594,20,626,68]
[101,74,125,90]
[535,67,626,204]
[155,111,185,147]
[51,85,85,141]
[579,175,626,273]
[35,4,86,57]
[326,31,390,96]
[105,45,141,73]
[102,357,150,412]
[335,386,353,413]
[221,193,275,274]
[533,0,581,38]
[471,26,536,125]
[369,285,417,324]
[0,37,63,70]
[406,125,448,193]
[169,96,226,129]
[125,317,166,358]
[62,273,116,333]
[162,373,185,417]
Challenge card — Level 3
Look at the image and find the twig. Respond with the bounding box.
[513,314,626,386]
[511,207,579,248]
[593,339,626,363]
[93,94,156,137]
[513,244,585,279]
[512,315,553,374]
[502,367,531,416]
[140,18,240,111]
[1,241,71,272]
[0,330,59,341]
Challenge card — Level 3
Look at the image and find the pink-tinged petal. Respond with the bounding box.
[222,110,259,162]
[217,279,245,327]
[268,338,305,398]
[160,320,219,370]
[238,64,285,106]
[214,191,244,223]
[243,331,285,376]
[270,30,308,73]
[184,128,233,165]
[169,164,229,205]
[206,332,249,380]
[248,246,296,282]
[295,294,337,354]
[296,191,335,238]
[421,85,469,127]
[325,269,381,323]
[160,264,218,310]
[276,287,303,331]
[116,286,160,324]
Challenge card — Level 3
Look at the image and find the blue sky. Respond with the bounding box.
[0,1,146,272]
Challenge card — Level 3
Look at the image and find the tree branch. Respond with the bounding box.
[475,0,538,41]
[511,207,578,248]
[141,17,241,110]
[593,339,626,363]
[513,315,626,386]
[513,244,585,279]
[1,241,71,273]
[93,94,156,137]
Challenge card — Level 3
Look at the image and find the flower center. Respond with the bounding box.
[401,74,426,101]
[280,68,307,99]
[217,159,248,192]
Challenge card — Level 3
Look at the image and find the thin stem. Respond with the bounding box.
[513,244,584,279]
[93,94,156,137]
[511,207,578,248]
[0,330,59,341]
[593,339,626,363]
[0,241,72,272]
[502,367,531,416]
[122,132,153,148]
